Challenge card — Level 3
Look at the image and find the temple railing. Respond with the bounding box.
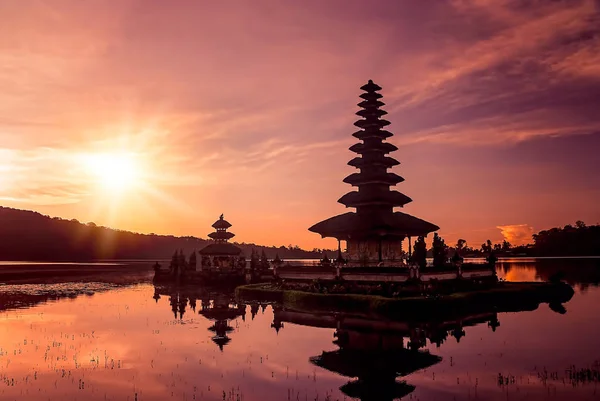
[273,262,496,284]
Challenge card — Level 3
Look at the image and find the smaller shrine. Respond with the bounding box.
[199,214,246,272]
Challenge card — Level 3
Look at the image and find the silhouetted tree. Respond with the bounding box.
[178,249,187,271]
[411,236,427,269]
[480,239,493,254]
[169,251,179,273]
[502,240,512,252]
[533,221,600,256]
[260,250,269,271]
[432,233,448,268]
[189,251,197,271]
[456,239,467,255]
[250,249,259,271]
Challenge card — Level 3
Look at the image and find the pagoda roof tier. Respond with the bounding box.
[211,336,231,350]
[360,80,382,92]
[352,129,393,140]
[354,118,390,129]
[201,308,244,321]
[208,324,234,333]
[349,142,398,154]
[343,172,404,186]
[340,380,416,401]
[338,191,412,208]
[359,92,383,101]
[310,348,441,378]
[356,108,387,118]
[212,218,232,229]
[348,156,399,168]
[309,211,439,239]
[358,99,385,108]
[208,231,235,240]
[199,243,242,256]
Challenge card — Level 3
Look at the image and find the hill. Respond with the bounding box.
[0,207,332,261]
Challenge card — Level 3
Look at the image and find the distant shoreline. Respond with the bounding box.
[1,255,598,265]
[0,261,153,285]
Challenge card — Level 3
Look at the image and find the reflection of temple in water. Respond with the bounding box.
[153,285,247,351]
[198,293,245,351]
[272,308,501,401]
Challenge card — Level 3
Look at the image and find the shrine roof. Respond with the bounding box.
[208,231,235,240]
[309,211,439,239]
[199,243,242,256]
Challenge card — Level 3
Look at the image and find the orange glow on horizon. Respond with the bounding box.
[0,1,599,249]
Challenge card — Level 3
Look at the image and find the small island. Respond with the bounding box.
[235,80,575,312]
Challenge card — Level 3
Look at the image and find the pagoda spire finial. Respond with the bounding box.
[220,213,224,220]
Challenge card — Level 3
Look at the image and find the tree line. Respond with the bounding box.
[0,207,335,261]
[414,220,599,258]
[1,207,596,261]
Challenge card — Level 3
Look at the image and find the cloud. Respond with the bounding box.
[0,0,599,246]
[497,224,535,245]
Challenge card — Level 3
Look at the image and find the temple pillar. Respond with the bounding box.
[408,236,412,259]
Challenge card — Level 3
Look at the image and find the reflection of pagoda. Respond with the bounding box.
[312,329,440,401]
[198,293,246,351]
[152,285,247,349]
[309,81,439,264]
[272,308,502,401]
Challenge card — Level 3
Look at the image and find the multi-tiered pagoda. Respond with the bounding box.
[309,80,439,264]
[199,215,245,271]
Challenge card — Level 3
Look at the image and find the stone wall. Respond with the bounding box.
[346,239,403,262]
[275,264,495,284]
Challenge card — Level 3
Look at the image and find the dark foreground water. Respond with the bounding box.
[0,259,598,400]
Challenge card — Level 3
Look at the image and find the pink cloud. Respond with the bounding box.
[497,224,535,246]
[0,0,599,247]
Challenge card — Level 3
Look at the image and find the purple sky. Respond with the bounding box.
[1,0,599,248]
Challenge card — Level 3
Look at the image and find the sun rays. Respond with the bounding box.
[84,152,141,192]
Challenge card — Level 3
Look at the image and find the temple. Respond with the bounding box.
[199,214,246,271]
[309,80,439,265]
[153,214,248,285]
[199,292,246,351]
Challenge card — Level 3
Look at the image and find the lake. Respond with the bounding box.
[0,258,598,400]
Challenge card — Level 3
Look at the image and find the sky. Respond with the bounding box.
[1,0,599,250]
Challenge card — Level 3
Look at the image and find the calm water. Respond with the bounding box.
[0,259,598,400]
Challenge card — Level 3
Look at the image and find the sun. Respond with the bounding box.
[85,152,140,191]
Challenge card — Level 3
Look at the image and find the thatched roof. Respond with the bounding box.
[199,243,242,256]
[309,211,439,240]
